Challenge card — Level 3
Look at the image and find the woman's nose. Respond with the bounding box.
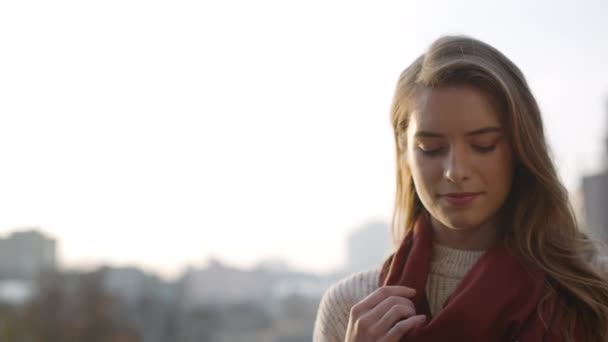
[443,146,472,183]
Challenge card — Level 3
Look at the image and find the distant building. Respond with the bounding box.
[101,266,175,304]
[0,229,57,280]
[581,99,608,242]
[178,258,338,312]
[344,220,391,273]
[582,173,608,241]
[0,279,35,306]
[179,259,275,308]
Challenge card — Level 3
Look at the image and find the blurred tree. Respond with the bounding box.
[0,304,19,341]
[17,270,140,342]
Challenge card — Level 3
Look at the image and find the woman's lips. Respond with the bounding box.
[439,192,483,206]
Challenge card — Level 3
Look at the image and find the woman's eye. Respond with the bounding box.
[473,145,496,153]
[417,144,496,155]
[418,146,445,156]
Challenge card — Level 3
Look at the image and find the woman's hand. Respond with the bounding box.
[344,286,426,342]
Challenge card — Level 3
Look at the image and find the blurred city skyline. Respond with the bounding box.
[0,220,390,284]
[1,0,608,278]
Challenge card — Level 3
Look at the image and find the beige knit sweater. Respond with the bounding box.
[312,244,485,342]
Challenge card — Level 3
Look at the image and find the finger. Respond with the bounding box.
[379,315,426,342]
[350,286,416,319]
[359,296,416,333]
[371,303,416,335]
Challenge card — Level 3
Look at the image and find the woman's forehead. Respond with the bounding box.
[408,85,503,135]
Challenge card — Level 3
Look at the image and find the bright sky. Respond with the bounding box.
[0,0,607,279]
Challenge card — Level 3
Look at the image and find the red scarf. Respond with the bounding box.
[379,214,580,341]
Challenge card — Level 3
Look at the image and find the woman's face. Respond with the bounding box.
[405,85,514,232]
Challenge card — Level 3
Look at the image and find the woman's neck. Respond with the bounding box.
[429,215,499,251]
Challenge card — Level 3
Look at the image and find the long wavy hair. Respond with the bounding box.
[386,35,608,341]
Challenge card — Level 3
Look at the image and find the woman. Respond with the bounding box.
[313,36,608,342]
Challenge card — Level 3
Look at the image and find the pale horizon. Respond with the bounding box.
[1,0,607,280]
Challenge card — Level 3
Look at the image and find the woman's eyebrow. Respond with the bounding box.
[414,131,443,138]
[465,127,502,136]
[414,126,502,138]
